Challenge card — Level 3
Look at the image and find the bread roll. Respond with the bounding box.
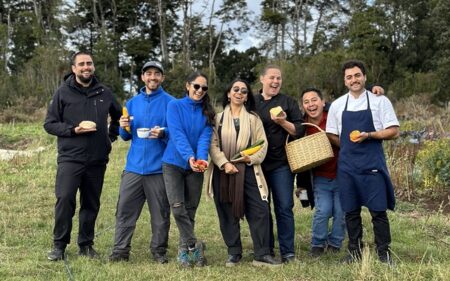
[79,120,97,129]
[270,106,283,117]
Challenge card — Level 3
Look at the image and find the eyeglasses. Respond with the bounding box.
[232,87,248,95]
[191,83,208,92]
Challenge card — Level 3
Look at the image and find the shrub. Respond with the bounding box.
[414,139,450,192]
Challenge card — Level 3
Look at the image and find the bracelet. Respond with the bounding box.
[367,132,371,139]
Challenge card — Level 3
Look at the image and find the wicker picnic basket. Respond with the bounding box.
[285,122,334,173]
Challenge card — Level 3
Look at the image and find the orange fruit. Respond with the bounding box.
[350,130,360,142]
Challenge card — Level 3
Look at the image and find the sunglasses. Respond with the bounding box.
[232,87,248,95]
[191,83,208,92]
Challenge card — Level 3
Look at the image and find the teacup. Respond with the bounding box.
[137,128,150,138]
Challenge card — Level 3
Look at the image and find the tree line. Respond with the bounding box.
[0,0,448,110]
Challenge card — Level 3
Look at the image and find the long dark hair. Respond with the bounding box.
[186,71,215,125]
[222,78,256,113]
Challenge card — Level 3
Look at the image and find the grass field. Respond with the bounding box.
[0,123,449,281]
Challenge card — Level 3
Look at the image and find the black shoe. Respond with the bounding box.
[310,247,325,257]
[378,251,395,266]
[79,245,99,259]
[327,245,340,253]
[281,254,296,264]
[253,254,282,267]
[342,251,362,264]
[109,252,129,262]
[48,248,65,261]
[225,254,242,267]
[153,252,168,264]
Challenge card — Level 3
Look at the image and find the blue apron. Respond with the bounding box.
[337,92,395,212]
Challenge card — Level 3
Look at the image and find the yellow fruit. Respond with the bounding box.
[79,120,96,129]
[270,106,283,117]
[241,144,262,156]
[122,107,131,133]
[350,130,360,142]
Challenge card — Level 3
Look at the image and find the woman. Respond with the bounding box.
[162,72,215,267]
[205,79,280,267]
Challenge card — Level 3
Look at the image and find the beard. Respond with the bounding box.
[76,73,94,84]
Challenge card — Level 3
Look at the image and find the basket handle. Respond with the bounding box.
[285,122,325,145]
[301,122,325,132]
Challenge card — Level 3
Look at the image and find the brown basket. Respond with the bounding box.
[285,122,334,173]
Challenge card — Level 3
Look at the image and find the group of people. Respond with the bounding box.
[44,51,399,268]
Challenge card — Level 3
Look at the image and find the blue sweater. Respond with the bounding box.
[120,86,174,175]
[162,96,213,170]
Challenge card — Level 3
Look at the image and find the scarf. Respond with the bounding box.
[218,105,251,219]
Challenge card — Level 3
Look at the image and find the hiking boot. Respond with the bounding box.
[79,245,99,259]
[327,245,340,253]
[153,252,168,264]
[225,254,242,267]
[310,246,325,257]
[47,247,65,261]
[177,249,190,268]
[190,241,207,267]
[252,254,282,267]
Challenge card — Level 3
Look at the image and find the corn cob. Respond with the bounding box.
[122,107,131,133]
[231,139,264,160]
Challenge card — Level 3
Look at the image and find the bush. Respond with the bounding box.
[414,139,450,191]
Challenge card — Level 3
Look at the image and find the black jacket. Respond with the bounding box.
[44,74,122,165]
[255,92,305,172]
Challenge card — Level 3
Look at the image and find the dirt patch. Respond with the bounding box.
[0,137,34,150]
[400,190,450,214]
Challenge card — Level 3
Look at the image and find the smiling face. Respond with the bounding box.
[344,66,366,96]
[141,67,164,93]
[186,76,208,101]
[302,90,325,122]
[260,67,282,98]
[72,54,95,87]
[228,81,248,107]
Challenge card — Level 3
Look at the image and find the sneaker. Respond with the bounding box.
[225,254,242,267]
[109,252,129,262]
[79,245,99,259]
[252,254,282,267]
[190,241,207,267]
[153,252,168,264]
[47,247,65,261]
[327,245,340,253]
[177,249,190,268]
[281,254,296,264]
[310,247,325,257]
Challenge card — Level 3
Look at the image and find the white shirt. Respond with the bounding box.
[326,90,399,136]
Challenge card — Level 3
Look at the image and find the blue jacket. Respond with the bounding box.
[120,86,174,175]
[162,96,213,170]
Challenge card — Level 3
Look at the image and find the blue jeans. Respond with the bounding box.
[265,165,295,257]
[311,176,345,249]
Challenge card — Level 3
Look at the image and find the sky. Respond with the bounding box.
[192,0,263,51]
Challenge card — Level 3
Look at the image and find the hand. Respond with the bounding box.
[352,131,370,143]
[150,126,165,139]
[190,158,208,172]
[233,155,251,164]
[372,86,385,96]
[223,162,239,174]
[74,126,96,134]
[119,115,130,129]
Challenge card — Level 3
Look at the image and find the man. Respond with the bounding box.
[326,60,399,264]
[44,51,122,261]
[109,61,174,263]
[254,65,305,263]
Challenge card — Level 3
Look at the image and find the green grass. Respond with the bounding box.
[0,123,449,281]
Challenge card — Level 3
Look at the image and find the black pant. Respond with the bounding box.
[345,208,391,255]
[53,162,106,249]
[212,165,271,258]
